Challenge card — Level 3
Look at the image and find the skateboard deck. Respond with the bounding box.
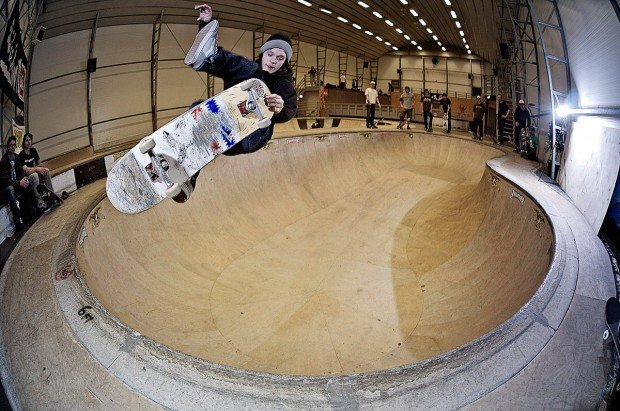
[106,78,273,214]
[37,184,63,209]
[442,114,448,132]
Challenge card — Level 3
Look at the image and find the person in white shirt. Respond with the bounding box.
[339,72,346,89]
[365,81,381,128]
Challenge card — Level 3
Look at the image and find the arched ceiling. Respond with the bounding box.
[38,0,501,62]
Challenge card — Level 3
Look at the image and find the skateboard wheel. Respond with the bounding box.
[172,182,193,204]
[239,79,256,91]
[604,330,610,340]
[165,183,182,198]
[139,138,156,154]
[257,118,271,129]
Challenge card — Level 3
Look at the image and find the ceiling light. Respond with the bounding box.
[437,41,442,46]
[465,44,470,49]
[373,11,383,18]
[365,30,373,35]
[400,0,408,4]
[441,47,446,51]
[445,0,451,5]
[462,37,467,43]
[396,28,403,34]
[320,8,332,14]
[337,16,348,23]
[392,46,399,50]
[419,18,426,26]
[376,36,383,41]
[410,9,418,17]
[426,28,433,34]
[467,50,472,54]
[411,40,417,45]
[352,23,362,29]
[385,41,391,46]
[459,30,465,36]
[386,20,394,26]
[404,34,411,40]
[357,1,369,8]
[297,0,312,6]
[417,45,423,50]
[456,21,461,28]
[450,10,457,19]
[432,35,438,41]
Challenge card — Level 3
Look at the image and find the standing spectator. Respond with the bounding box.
[365,80,380,128]
[397,86,414,130]
[421,89,433,132]
[308,66,316,86]
[19,133,54,192]
[472,96,485,140]
[439,93,451,133]
[339,72,346,89]
[351,78,358,90]
[0,136,45,231]
[513,99,531,152]
[497,95,509,145]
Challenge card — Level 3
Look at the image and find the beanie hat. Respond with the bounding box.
[260,33,293,62]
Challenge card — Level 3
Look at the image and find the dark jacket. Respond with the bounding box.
[0,152,25,191]
[514,105,531,127]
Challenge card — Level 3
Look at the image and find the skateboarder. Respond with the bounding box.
[185,4,297,155]
[397,86,413,129]
[513,99,531,152]
[439,93,451,133]
[421,89,433,132]
[472,96,485,140]
[365,81,380,128]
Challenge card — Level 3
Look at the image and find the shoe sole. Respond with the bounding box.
[185,20,219,67]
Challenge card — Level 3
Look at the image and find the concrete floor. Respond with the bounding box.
[0,127,615,409]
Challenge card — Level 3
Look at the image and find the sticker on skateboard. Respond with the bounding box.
[106,78,273,214]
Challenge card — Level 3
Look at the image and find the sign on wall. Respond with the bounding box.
[0,2,28,110]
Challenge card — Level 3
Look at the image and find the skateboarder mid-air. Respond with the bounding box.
[185,4,297,156]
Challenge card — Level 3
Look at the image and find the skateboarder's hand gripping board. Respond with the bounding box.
[106,79,273,214]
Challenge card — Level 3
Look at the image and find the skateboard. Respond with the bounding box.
[442,114,449,132]
[604,297,620,395]
[37,184,63,209]
[106,78,273,214]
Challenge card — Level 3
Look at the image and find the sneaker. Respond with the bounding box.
[428,127,433,132]
[406,126,411,130]
[185,20,219,69]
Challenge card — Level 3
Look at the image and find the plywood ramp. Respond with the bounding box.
[77,132,552,376]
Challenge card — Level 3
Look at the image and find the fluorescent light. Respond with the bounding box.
[462,37,467,43]
[385,41,391,46]
[392,46,399,50]
[297,0,312,6]
[419,18,426,26]
[376,36,383,41]
[556,104,570,117]
[320,8,332,14]
[365,30,373,35]
[450,10,457,18]
[410,9,418,17]
[437,41,442,46]
[426,28,433,33]
[445,0,451,5]
[404,34,411,40]
[386,19,394,26]
[373,11,383,18]
[357,1,369,8]
[352,23,362,29]
[337,16,348,23]
[432,35,438,41]
[396,28,403,34]
[465,44,470,49]
[467,50,471,54]
[417,45,423,50]
[456,21,461,28]
[459,30,464,36]
[411,40,417,45]
[441,47,446,51]
[400,0,408,4]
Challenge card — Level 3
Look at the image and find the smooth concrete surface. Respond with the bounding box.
[0,129,614,409]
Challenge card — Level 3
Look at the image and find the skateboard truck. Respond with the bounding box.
[139,138,193,203]
[239,79,271,129]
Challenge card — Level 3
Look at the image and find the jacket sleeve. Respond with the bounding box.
[272,80,297,124]
[0,159,18,190]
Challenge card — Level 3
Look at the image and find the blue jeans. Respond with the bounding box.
[199,48,272,155]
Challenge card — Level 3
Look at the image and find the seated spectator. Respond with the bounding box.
[0,136,45,230]
[19,133,54,192]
